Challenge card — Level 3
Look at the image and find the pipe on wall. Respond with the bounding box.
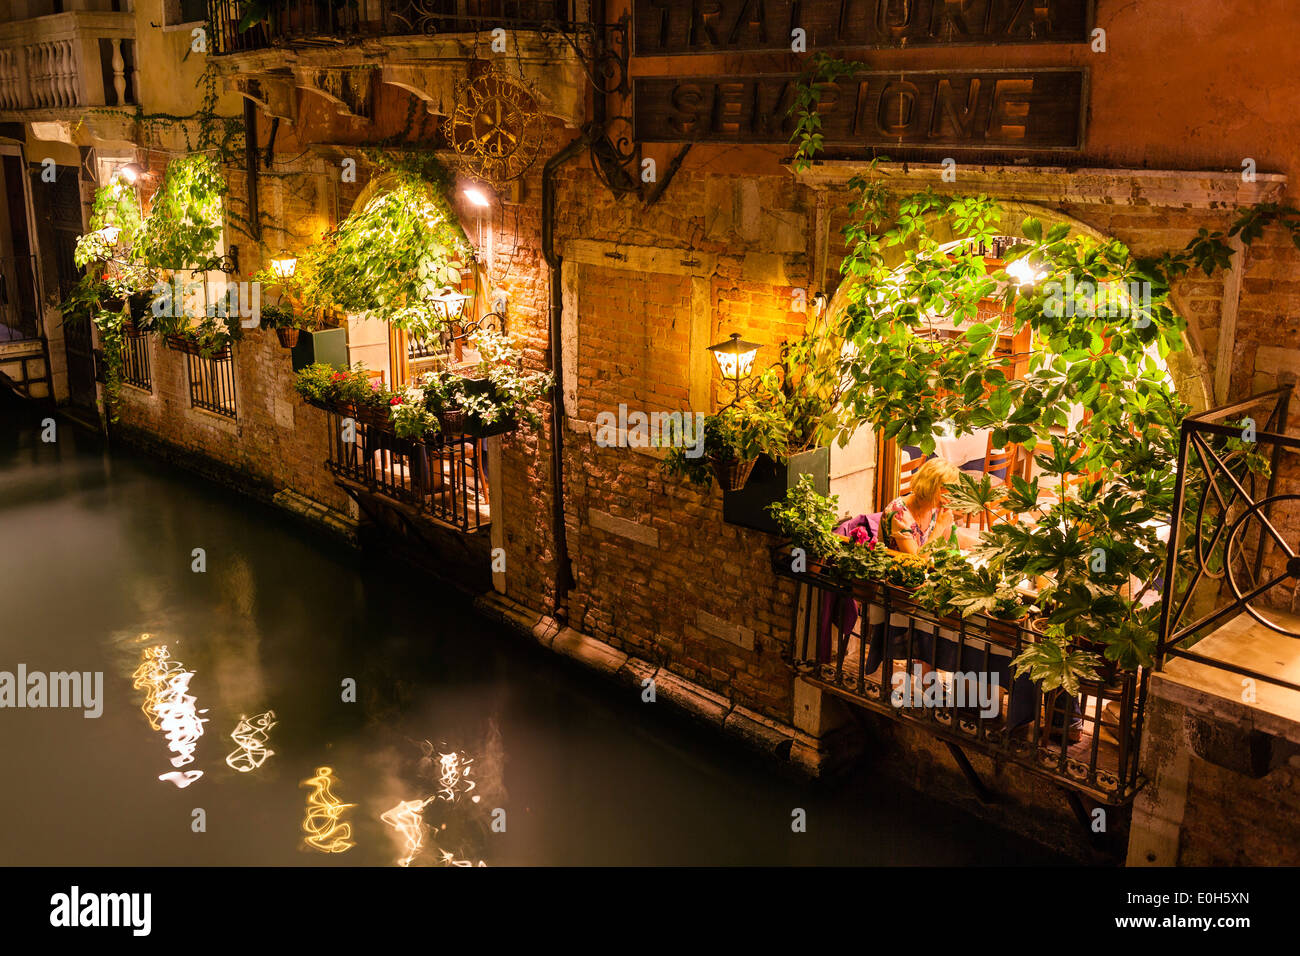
[540,128,592,621]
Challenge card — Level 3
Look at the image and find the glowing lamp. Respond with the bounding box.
[270,249,297,280]
[463,186,492,208]
[707,332,761,406]
[99,224,121,246]
[1005,256,1048,287]
[429,288,471,324]
[118,162,145,184]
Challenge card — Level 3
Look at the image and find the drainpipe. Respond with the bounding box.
[540,128,591,622]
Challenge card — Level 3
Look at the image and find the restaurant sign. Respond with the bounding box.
[632,0,1094,55]
[632,69,1086,149]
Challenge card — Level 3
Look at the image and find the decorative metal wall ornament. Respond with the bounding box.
[444,67,547,184]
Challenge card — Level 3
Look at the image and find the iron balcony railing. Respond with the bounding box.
[323,408,490,534]
[774,547,1147,806]
[207,0,581,55]
[1157,388,1298,688]
[183,346,237,419]
[121,329,152,391]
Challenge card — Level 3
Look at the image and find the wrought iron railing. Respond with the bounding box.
[183,346,237,418]
[122,330,152,391]
[1157,388,1298,688]
[775,549,1147,805]
[323,408,490,533]
[208,0,581,55]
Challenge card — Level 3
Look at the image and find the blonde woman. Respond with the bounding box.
[882,457,960,553]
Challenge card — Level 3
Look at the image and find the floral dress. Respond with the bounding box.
[880,497,939,550]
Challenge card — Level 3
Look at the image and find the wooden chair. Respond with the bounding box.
[979,434,1020,487]
[899,454,927,497]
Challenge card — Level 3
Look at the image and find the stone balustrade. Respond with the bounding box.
[0,11,136,115]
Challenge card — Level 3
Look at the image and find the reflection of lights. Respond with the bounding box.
[301,767,356,853]
[226,710,277,773]
[381,797,434,867]
[133,645,208,788]
[1005,256,1049,287]
[132,646,182,730]
[155,670,208,776]
[437,750,478,804]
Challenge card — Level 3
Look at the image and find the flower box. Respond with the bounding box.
[290,327,347,373]
[723,446,830,534]
[164,334,230,360]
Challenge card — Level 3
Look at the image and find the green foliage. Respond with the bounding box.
[134,154,226,272]
[789,53,865,172]
[766,473,843,557]
[296,169,470,330]
[421,329,553,431]
[1012,628,1102,698]
[662,402,791,487]
[257,302,299,331]
[390,388,440,440]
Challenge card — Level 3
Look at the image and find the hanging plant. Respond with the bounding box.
[295,169,470,331]
[134,154,226,273]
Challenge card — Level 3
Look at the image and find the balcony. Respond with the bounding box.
[0,11,137,119]
[775,548,1147,808]
[321,407,491,535]
[208,0,583,56]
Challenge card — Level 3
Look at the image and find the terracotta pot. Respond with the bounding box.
[276,327,300,348]
[709,455,758,492]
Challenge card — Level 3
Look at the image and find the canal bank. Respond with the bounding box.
[0,388,1075,866]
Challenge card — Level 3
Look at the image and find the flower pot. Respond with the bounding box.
[710,454,758,492]
[276,327,300,348]
[440,406,466,433]
[722,446,831,534]
[290,327,348,372]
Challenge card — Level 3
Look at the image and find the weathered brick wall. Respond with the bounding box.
[114,327,348,514]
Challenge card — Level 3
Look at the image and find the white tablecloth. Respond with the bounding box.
[933,427,992,468]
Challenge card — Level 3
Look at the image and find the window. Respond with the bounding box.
[185,348,236,418]
[122,330,151,392]
[162,0,209,28]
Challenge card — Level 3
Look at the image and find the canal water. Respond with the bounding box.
[0,395,1067,866]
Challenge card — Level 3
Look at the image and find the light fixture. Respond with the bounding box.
[463,185,491,208]
[99,224,121,246]
[812,291,829,317]
[429,288,471,325]
[1005,256,1048,287]
[707,332,761,406]
[117,162,145,184]
[269,249,297,280]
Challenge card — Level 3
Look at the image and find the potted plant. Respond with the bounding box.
[663,402,790,492]
[421,329,552,437]
[259,302,301,348]
[293,363,339,410]
[719,320,846,531]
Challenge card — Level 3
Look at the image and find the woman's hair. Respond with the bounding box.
[910,457,961,505]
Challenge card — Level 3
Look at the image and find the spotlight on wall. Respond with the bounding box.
[463,186,492,208]
[117,162,145,184]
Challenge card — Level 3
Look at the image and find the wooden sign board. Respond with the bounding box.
[633,69,1087,149]
[633,0,1094,55]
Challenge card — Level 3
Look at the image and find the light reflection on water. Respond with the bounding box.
[0,396,1071,866]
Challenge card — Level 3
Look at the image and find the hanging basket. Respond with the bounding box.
[276,327,300,348]
[710,455,758,492]
[440,406,467,433]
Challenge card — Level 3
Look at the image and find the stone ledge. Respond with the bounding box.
[697,609,755,651]
[589,507,660,548]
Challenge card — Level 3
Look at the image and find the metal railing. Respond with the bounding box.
[1157,388,1298,688]
[775,548,1147,805]
[207,0,580,54]
[185,347,237,418]
[121,330,151,391]
[324,409,490,533]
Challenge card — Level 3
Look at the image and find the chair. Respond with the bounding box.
[899,454,927,497]
[979,433,1019,487]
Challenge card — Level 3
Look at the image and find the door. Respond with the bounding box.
[0,152,41,344]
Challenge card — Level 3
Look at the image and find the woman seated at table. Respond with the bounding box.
[882,457,960,553]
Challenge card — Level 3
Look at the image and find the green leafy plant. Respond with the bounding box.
[422,329,553,432]
[257,302,299,331]
[389,388,440,440]
[134,154,226,272]
[296,169,469,330]
[662,403,791,487]
[766,473,844,557]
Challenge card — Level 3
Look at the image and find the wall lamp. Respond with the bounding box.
[707,332,761,407]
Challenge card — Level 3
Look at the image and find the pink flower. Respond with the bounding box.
[851,527,869,545]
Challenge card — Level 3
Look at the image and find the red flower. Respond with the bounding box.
[851,527,870,546]
[389,396,403,406]
[330,372,346,382]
